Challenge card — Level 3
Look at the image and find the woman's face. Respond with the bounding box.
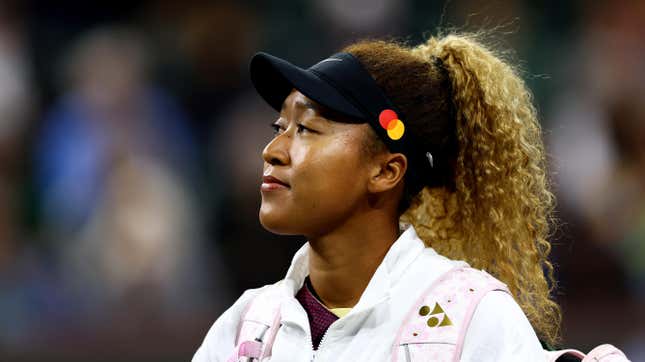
[259,90,376,237]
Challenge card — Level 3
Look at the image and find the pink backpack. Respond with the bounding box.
[545,345,630,362]
[227,266,630,361]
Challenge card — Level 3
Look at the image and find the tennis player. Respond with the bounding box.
[192,33,628,362]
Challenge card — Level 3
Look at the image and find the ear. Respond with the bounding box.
[367,152,407,193]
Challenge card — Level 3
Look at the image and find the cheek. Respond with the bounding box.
[259,132,371,235]
[291,140,367,207]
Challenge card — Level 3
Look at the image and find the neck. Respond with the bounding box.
[306,210,400,309]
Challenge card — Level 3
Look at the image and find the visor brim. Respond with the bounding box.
[249,52,366,121]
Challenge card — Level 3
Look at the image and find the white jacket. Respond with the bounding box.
[193,225,545,361]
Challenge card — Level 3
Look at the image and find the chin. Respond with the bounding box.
[258,207,300,235]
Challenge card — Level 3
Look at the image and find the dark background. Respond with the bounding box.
[0,0,643,360]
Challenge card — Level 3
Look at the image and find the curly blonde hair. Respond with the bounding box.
[344,33,561,346]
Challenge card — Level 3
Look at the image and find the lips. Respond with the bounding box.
[261,175,290,191]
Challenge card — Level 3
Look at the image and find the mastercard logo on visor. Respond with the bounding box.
[379,109,405,140]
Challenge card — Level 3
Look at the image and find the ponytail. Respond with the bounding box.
[403,34,562,346]
[345,34,561,345]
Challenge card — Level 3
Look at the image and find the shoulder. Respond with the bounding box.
[192,282,281,362]
[392,260,545,361]
[411,245,470,281]
[460,290,545,362]
[432,266,545,361]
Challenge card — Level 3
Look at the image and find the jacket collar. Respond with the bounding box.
[281,224,431,315]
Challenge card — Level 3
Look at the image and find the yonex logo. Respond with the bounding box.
[418,302,452,327]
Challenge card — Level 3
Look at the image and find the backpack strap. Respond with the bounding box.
[583,344,630,361]
[228,287,283,362]
[392,265,510,362]
[545,344,631,362]
[545,349,586,362]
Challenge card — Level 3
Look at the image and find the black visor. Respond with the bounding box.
[249,51,413,154]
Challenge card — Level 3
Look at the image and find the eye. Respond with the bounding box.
[270,122,284,135]
[296,124,315,134]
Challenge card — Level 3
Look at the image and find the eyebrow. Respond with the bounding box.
[295,99,320,111]
[280,97,326,117]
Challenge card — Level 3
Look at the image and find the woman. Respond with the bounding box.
[193,33,574,361]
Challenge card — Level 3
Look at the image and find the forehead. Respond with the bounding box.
[281,90,321,113]
[280,90,375,144]
[281,89,364,124]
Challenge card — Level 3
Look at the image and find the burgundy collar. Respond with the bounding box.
[295,278,339,350]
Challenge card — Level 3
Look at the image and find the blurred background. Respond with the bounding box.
[0,0,643,360]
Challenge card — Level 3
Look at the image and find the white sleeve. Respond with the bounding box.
[192,287,267,362]
[460,291,547,362]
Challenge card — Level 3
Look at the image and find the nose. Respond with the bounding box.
[262,132,290,166]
